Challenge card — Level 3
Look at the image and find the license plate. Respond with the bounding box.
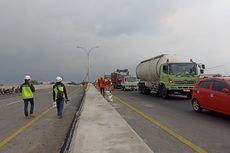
[183,89,190,92]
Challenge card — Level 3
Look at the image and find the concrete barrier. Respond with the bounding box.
[69,84,154,153]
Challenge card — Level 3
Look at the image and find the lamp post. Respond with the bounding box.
[77,46,99,82]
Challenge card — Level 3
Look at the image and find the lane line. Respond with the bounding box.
[0,87,82,148]
[0,95,21,102]
[5,92,52,106]
[0,107,52,149]
[7,100,22,106]
[113,95,208,153]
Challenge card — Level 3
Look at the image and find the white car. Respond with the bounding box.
[122,77,139,91]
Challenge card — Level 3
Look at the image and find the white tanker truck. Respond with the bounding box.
[136,54,205,98]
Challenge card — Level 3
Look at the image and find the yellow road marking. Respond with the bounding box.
[0,87,82,149]
[0,107,52,149]
[113,95,208,153]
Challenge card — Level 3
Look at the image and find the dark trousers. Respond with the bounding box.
[23,98,34,117]
[56,99,64,116]
[100,88,105,96]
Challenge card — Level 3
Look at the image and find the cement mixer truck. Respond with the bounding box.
[136,54,205,98]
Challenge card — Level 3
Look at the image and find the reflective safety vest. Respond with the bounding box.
[99,79,105,88]
[54,85,64,99]
[22,85,33,99]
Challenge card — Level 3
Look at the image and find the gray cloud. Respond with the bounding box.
[0,0,230,83]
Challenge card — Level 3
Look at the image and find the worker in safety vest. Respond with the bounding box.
[20,75,35,119]
[53,76,69,118]
[98,77,105,96]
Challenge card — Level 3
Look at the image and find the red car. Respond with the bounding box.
[191,77,230,115]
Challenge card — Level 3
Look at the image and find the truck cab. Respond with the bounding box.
[159,62,204,98]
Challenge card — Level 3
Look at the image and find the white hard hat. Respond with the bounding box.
[24,75,31,80]
[56,76,62,82]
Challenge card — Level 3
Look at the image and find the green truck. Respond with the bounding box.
[136,54,205,98]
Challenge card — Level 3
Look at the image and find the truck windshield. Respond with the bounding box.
[127,77,138,82]
[169,63,197,75]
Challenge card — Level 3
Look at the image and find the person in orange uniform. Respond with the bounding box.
[98,77,105,96]
[106,79,113,93]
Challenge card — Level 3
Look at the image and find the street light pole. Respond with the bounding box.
[77,46,99,82]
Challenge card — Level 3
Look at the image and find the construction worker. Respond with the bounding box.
[106,79,113,93]
[98,77,105,96]
[53,76,69,118]
[20,75,35,119]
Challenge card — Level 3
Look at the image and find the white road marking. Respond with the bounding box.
[0,96,21,102]
[7,100,22,106]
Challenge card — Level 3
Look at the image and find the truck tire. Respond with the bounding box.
[139,83,145,94]
[160,86,168,99]
[144,88,150,95]
[139,86,144,94]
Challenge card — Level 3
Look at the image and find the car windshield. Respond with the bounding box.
[169,63,198,75]
[127,77,138,82]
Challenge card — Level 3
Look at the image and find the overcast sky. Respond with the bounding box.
[1,0,230,83]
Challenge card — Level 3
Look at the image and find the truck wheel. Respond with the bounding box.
[160,87,168,99]
[140,89,143,94]
[144,88,150,94]
[139,87,143,94]
[192,99,202,112]
[139,84,145,94]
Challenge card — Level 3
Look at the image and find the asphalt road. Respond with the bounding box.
[112,90,230,153]
[0,85,84,153]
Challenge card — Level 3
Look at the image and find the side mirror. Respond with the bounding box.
[200,69,204,74]
[222,88,230,94]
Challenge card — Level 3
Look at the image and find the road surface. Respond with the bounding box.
[0,85,84,153]
[112,90,230,153]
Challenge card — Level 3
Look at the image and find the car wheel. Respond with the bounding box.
[192,99,202,112]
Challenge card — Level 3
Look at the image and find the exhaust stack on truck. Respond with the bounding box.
[136,54,205,98]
